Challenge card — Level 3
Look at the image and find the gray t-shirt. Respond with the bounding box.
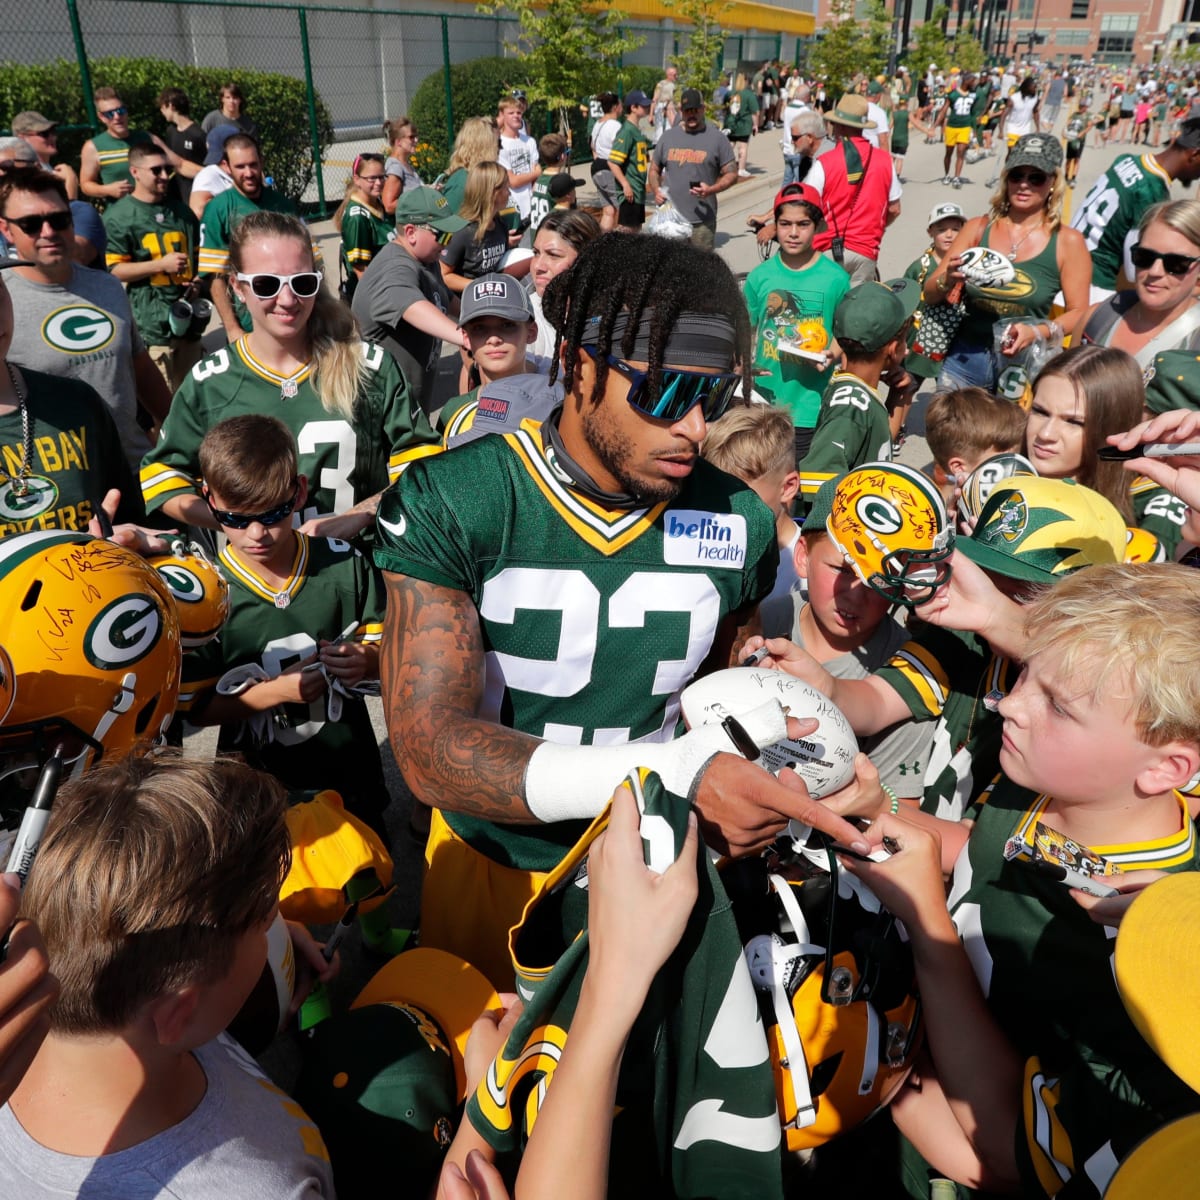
[760,581,935,799]
[385,156,423,194]
[0,1034,334,1198]
[650,121,735,229]
[352,240,452,408]
[5,264,149,470]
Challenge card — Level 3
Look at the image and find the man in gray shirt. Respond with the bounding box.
[0,171,170,469]
[648,88,738,251]
[352,188,467,415]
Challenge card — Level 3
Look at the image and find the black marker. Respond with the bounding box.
[721,714,761,762]
[321,900,359,964]
[5,748,63,884]
[1098,441,1200,461]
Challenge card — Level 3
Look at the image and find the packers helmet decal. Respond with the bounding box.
[959,452,1037,521]
[1124,526,1167,565]
[827,462,953,607]
[148,539,231,648]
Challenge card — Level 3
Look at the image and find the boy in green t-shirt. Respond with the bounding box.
[529,133,569,235]
[744,183,851,466]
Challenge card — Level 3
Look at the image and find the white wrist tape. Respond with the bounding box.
[523,699,788,824]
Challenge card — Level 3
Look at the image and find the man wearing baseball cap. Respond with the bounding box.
[805,93,903,286]
[799,278,920,506]
[11,111,79,201]
[608,89,651,233]
[352,188,469,413]
[648,87,737,251]
[745,182,850,464]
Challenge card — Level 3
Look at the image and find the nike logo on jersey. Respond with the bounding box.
[664,510,747,569]
[378,513,407,538]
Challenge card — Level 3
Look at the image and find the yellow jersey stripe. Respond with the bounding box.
[345,247,373,264]
[887,641,949,716]
[104,252,132,268]
[441,400,478,449]
[140,463,198,504]
[198,247,229,274]
[799,470,838,499]
[218,534,309,605]
[389,444,440,479]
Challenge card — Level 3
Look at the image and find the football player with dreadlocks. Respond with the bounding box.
[374,233,869,989]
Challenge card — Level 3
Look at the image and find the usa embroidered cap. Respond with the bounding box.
[459,272,534,325]
[958,477,1124,584]
[394,186,469,234]
[832,278,921,351]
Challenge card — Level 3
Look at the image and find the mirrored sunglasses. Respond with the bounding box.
[234,270,323,299]
[99,106,128,119]
[581,346,740,424]
[204,484,299,530]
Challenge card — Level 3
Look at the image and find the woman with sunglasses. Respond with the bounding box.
[1076,200,1200,363]
[333,153,391,300]
[141,210,440,542]
[437,118,502,215]
[925,133,1091,395]
[380,116,423,217]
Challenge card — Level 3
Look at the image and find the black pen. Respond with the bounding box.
[6,749,63,884]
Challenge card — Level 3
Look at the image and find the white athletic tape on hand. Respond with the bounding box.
[524,698,789,824]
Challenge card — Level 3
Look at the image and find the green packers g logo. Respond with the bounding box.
[42,305,116,354]
[156,564,203,603]
[84,596,163,670]
[855,495,904,536]
[0,477,58,521]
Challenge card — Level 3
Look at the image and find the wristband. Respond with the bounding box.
[881,783,900,816]
[523,698,788,824]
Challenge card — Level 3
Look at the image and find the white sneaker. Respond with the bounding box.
[738,169,752,178]
[942,175,952,185]
[952,176,963,189]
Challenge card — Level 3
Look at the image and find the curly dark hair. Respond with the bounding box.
[543,233,753,408]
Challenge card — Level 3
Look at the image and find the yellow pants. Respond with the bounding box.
[421,808,548,991]
[944,125,971,147]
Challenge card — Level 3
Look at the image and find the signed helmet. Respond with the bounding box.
[959,452,1037,521]
[0,532,182,774]
[726,842,922,1150]
[826,462,953,606]
[147,538,230,648]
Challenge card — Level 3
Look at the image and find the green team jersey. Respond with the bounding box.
[727,88,760,139]
[607,118,650,203]
[90,129,152,187]
[955,781,1200,1198]
[198,185,297,332]
[528,176,553,233]
[340,201,394,274]
[971,84,992,122]
[876,625,1019,821]
[1065,110,1091,142]
[798,373,893,508]
[744,254,849,430]
[181,534,387,805]
[373,418,777,871]
[1069,154,1170,289]
[467,768,785,1199]
[140,339,439,525]
[0,368,142,538]
[945,89,975,127]
[1131,474,1187,559]
[103,194,200,346]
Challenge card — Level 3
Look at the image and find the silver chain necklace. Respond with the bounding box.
[4,362,34,497]
[1004,218,1040,262]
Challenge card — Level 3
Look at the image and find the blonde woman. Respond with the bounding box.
[381,115,423,215]
[438,161,528,294]
[333,152,392,298]
[925,133,1091,394]
[438,117,501,213]
[140,211,440,541]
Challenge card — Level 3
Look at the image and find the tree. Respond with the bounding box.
[908,7,950,77]
[951,32,986,74]
[664,0,732,101]
[475,0,643,139]
[809,0,886,99]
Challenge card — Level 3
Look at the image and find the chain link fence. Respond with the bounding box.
[3,0,807,212]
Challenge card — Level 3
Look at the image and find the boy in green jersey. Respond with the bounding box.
[607,89,651,233]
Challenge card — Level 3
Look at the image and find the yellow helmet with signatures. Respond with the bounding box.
[0,531,182,775]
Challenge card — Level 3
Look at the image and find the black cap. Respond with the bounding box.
[549,174,585,199]
[680,88,705,110]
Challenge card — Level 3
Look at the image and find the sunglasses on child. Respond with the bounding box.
[580,346,740,424]
[234,270,323,299]
[1130,243,1200,276]
[204,484,300,530]
[5,210,72,235]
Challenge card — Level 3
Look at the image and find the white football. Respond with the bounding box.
[958,245,1016,287]
[679,667,858,799]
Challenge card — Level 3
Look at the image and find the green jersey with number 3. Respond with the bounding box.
[373,419,777,871]
[139,338,440,524]
[103,194,200,345]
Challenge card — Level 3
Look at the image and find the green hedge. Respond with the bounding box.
[409,57,667,181]
[0,57,332,207]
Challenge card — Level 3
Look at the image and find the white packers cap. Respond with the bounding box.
[927,202,965,229]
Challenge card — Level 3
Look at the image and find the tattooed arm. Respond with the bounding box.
[381,570,542,823]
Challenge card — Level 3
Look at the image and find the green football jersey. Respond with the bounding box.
[373,419,778,870]
[529,176,553,234]
[608,119,650,203]
[140,339,439,524]
[945,89,975,128]
[0,368,142,537]
[90,129,152,187]
[876,626,1018,821]
[1132,474,1187,559]
[181,533,387,803]
[103,194,200,346]
[1069,154,1170,289]
[798,373,893,508]
[467,768,785,1199]
[340,201,394,274]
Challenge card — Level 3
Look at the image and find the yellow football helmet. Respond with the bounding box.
[147,538,231,649]
[0,531,182,774]
[1123,526,1168,565]
[826,462,953,607]
[728,844,922,1150]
